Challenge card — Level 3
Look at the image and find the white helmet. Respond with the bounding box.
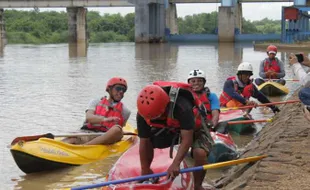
[187,69,206,82]
[237,62,253,75]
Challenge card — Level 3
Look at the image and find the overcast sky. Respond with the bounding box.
[88,3,294,21]
[12,2,294,21]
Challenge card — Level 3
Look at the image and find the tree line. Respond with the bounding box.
[3,9,281,44]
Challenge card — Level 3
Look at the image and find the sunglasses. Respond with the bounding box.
[114,86,127,93]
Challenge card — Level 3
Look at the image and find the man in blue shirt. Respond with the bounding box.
[187,69,220,190]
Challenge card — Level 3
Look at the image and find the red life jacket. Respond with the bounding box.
[86,97,124,132]
[219,76,254,107]
[145,81,211,130]
[263,58,281,74]
[192,88,212,128]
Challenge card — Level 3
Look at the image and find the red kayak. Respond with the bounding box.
[103,143,194,190]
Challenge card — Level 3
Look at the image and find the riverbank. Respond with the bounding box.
[254,41,310,51]
[213,88,310,189]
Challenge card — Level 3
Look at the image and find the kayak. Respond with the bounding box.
[257,81,289,96]
[208,131,238,163]
[102,143,194,190]
[10,124,137,174]
[219,109,255,134]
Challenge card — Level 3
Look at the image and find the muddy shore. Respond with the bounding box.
[214,89,310,190]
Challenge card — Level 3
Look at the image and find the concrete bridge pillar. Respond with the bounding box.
[0,9,6,55]
[67,7,87,57]
[132,0,166,43]
[218,1,242,42]
[166,3,179,35]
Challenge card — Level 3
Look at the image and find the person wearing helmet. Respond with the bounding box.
[136,81,213,189]
[187,69,220,189]
[255,45,286,86]
[219,62,280,114]
[63,77,131,145]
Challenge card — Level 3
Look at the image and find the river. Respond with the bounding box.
[0,42,302,189]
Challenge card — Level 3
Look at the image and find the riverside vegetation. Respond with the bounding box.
[4,9,282,44]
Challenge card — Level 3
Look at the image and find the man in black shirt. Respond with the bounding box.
[137,83,203,189]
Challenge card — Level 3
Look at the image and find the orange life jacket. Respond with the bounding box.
[219,76,254,107]
[145,81,212,130]
[263,58,281,75]
[85,97,124,132]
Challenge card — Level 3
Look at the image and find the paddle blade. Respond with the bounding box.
[11,133,54,145]
[202,155,267,170]
[227,118,272,125]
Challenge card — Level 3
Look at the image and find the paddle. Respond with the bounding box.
[10,132,137,145]
[264,79,299,82]
[68,155,267,190]
[227,118,272,125]
[220,100,300,111]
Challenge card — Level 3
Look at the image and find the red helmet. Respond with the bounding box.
[266,45,277,54]
[137,85,169,120]
[106,77,127,92]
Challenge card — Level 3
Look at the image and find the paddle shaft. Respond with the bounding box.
[227,119,272,125]
[221,100,300,111]
[11,132,137,145]
[70,155,267,190]
[263,79,299,81]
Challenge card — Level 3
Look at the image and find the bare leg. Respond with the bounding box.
[84,125,123,145]
[193,148,208,190]
[62,137,81,144]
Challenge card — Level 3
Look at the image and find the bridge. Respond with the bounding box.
[0,0,309,57]
[0,0,296,8]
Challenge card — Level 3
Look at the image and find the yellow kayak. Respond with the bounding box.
[10,124,137,174]
[257,81,289,96]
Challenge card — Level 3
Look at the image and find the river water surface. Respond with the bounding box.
[0,42,302,189]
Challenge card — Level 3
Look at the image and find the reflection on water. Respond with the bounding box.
[0,42,301,189]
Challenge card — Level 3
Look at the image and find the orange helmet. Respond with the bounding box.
[137,85,169,120]
[266,45,277,54]
[106,77,127,92]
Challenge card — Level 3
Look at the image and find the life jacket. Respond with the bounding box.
[219,76,254,107]
[192,88,212,128]
[263,58,281,75]
[145,81,195,129]
[85,97,124,132]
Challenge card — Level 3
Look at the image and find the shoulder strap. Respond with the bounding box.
[167,86,179,119]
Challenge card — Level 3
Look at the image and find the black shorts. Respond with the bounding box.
[150,128,180,149]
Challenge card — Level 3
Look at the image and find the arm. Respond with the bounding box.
[252,85,271,104]
[137,113,154,175]
[85,99,106,124]
[276,59,286,78]
[291,63,310,87]
[209,92,220,126]
[259,60,267,78]
[122,105,131,126]
[86,110,106,124]
[224,80,247,105]
[170,129,193,168]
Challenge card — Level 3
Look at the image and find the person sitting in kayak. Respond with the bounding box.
[187,69,220,189]
[136,81,214,190]
[289,53,310,122]
[63,77,131,145]
[219,62,280,114]
[255,45,286,86]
